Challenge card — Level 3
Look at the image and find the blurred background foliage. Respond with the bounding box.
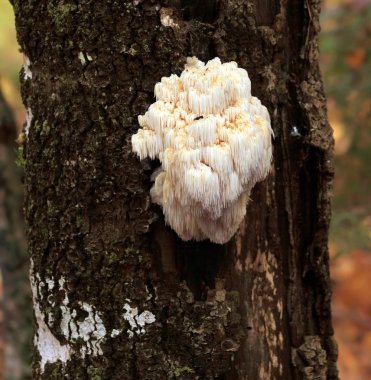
[0,1,32,379]
[0,0,370,379]
[321,0,371,256]
[0,0,24,128]
[320,1,371,379]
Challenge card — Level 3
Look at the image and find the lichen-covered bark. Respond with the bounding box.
[12,0,337,379]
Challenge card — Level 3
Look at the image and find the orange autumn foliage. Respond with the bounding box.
[332,250,371,380]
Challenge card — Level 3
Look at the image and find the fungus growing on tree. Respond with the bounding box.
[131,57,273,244]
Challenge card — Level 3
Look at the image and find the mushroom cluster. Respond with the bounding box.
[132,57,273,244]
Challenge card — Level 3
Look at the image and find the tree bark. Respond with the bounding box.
[13,0,338,379]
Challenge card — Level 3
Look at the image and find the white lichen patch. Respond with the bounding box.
[290,125,301,137]
[30,264,109,371]
[58,283,106,358]
[23,55,32,80]
[123,301,156,338]
[77,303,107,357]
[30,261,71,373]
[24,107,33,137]
[45,278,55,291]
[131,57,273,243]
[160,8,179,28]
[33,299,71,372]
[111,329,122,338]
[78,51,93,65]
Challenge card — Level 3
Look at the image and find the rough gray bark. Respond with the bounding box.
[13,0,338,379]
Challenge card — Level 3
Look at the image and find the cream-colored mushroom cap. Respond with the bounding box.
[131,57,273,244]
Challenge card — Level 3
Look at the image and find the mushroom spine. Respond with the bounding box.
[131,57,273,244]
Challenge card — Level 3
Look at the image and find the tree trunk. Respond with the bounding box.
[13,0,338,379]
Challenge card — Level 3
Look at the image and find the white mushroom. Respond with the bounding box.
[131,57,273,244]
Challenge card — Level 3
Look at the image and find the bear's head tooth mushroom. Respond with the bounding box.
[131,57,273,244]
